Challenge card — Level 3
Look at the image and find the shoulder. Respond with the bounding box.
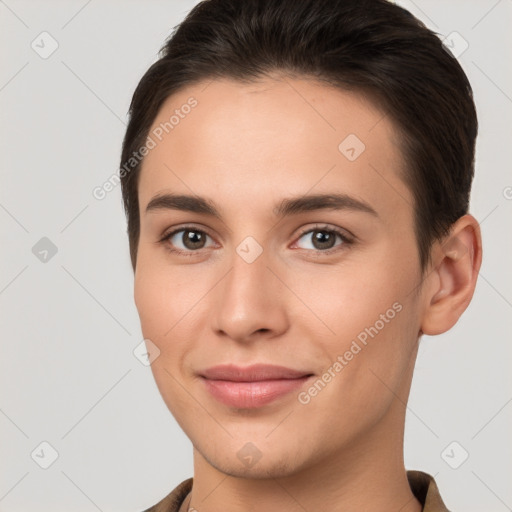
[141,472,451,511]
[407,470,451,512]
[141,477,193,512]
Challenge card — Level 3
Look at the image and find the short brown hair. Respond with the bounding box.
[120,0,478,272]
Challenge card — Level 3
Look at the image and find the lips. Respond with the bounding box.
[199,363,313,382]
[199,363,314,408]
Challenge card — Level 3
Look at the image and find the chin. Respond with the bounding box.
[208,453,299,480]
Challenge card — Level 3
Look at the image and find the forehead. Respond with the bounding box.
[138,76,412,222]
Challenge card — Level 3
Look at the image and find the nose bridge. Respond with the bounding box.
[211,239,288,340]
[224,240,274,307]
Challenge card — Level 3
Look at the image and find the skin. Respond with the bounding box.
[134,75,482,512]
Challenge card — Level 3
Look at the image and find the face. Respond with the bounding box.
[134,76,427,478]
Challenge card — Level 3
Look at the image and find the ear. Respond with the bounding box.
[420,214,483,336]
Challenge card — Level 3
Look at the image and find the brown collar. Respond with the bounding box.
[143,470,450,511]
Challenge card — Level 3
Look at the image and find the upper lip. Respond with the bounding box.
[199,364,314,382]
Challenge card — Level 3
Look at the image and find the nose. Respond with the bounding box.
[211,245,289,343]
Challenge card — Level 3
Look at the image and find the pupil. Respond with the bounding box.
[180,230,336,251]
[184,230,204,249]
[314,230,335,249]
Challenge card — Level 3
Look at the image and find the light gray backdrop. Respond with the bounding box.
[1,1,511,511]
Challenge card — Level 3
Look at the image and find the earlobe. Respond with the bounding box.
[421,215,482,336]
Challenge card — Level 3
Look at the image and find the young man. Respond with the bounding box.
[120,1,482,510]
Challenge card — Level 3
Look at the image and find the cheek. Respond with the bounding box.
[134,248,204,337]
[134,268,169,337]
[134,258,204,412]
[288,257,411,342]
[290,250,421,397]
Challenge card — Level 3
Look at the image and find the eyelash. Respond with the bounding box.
[158,224,354,257]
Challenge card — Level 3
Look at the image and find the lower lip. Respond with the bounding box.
[201,376,313,408]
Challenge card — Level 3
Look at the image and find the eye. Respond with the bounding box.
[158,223,354,257]
[159,226,215,256]
[293,224,353,254]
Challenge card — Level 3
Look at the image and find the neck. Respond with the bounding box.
[183,400,421,512]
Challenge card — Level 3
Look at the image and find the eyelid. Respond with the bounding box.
[157,224,218,257]
[158,223,355,256]
[158,223,215,243]
[293,223,355,243]
[290,223,355,254]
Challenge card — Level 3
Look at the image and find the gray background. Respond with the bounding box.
[1,0,511,510]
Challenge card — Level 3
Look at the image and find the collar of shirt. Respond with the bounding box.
[142,470,451,512]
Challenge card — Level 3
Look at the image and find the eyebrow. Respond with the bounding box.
[145,192,378,218]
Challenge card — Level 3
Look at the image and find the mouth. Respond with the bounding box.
[199,363,315,408]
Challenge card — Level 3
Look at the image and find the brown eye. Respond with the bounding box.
[310,230,337,250]
[161,227,215,255]
[294,225,352,254]
[180,229,207,250]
